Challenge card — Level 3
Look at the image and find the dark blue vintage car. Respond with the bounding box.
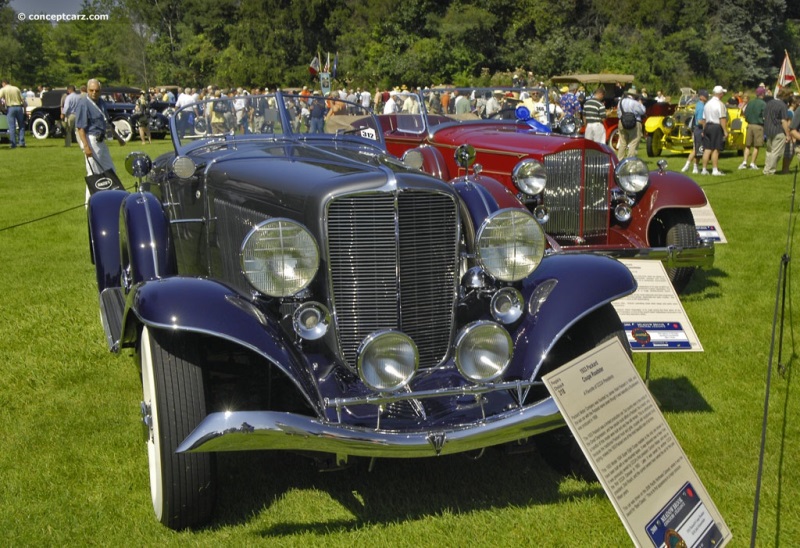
[87,92,637,529]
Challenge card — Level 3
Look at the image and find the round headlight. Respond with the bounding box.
[240,219,319,297]
[455,321,512,383]
[475,209,546,282]
[512,159,546,195]
[616,157,650,194]
[171,156,197,179]
[402,149,424,170]
[664,117,674,129]
[357,331,418,392]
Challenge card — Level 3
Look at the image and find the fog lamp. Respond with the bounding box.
[357,331,418,392]
[455,321,512,383]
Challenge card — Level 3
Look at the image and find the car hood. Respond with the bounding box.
[204,139,451,222]
[431,123,587,158]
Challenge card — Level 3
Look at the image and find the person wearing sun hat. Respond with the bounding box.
[616,86,646,159]
[700,85,728,175]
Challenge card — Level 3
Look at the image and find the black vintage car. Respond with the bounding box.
[28,86,170,142]
[87,92,637,529]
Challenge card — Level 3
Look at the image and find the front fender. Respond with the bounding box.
[122,277,322,414]
[120,191,175,284]
[644,116,665,134]
[626,170,707,242]
[88,189,129,291]
[509,254,636,380]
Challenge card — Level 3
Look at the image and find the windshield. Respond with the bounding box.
[170,92,384,150]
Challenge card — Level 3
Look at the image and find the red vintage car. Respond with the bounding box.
[380,87,713,292]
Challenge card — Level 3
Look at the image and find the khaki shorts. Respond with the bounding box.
[745,124,764,147]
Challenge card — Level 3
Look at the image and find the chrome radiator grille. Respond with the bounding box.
[543,149,611,243]
[326,191,459,370]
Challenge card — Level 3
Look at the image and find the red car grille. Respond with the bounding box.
[543,149,611,244]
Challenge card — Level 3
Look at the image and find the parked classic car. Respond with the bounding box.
[644,88,747,157]
[381,87,713,292]
[87,92,638,529]
[28,86,170,142]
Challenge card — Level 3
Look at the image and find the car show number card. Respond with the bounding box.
[692,201,727,244]
[543,338,731,547]
[612,260,703,352]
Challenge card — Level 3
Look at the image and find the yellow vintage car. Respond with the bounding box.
[645,88,747,156]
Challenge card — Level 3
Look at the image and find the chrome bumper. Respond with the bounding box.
[177,397,564,458]
[559,241,715,269]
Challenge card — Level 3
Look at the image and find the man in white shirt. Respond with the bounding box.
[700,85,728,176]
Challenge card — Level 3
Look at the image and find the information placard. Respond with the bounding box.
[612,260,703,352]
[692,202,727,244]
[543,338,730,547]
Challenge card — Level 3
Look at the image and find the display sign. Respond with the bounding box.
[543,338,731,547]
[692,202,727,244]
[612,260,702,352]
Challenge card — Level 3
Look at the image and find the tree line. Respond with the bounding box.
[1,0,798,96]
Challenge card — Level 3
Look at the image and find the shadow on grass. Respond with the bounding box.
[648,376,713,413]
[680,266,727,299]
[207,443,603,535]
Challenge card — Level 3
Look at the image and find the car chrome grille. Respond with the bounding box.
[326,191,459,370]
[543,149,610,243]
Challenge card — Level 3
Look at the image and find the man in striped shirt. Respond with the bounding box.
[583,87,607,144]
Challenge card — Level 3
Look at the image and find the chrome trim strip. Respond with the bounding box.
[325,378,540,408]
[177,396,563,457]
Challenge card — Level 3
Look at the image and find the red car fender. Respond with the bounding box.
[624,170,708,243]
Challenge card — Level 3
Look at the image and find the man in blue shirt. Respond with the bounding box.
[682,89,708,173]
[61,85,81,147]
[75,78,123,177]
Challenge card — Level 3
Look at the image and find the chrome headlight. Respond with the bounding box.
[357,331,418,392]
[455,321,513,383]
[615,157,650,194]
[475,209,546,282]
[512,159,546,195]
[664,117,674,129]
[241,219,319,297]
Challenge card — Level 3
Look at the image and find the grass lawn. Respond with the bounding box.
[0,136,798,546]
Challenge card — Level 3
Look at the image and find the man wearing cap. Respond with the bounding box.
[700,85,728,175]
[740,86,767,170]
[616,86,646,159]
[762,88,792,175]
[583,87,607,144]
[682,89,709,173]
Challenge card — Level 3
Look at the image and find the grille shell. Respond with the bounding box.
[543,149,611,244]
[326,190,460,370]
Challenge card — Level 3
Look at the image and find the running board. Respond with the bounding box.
[99,287,126,352]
